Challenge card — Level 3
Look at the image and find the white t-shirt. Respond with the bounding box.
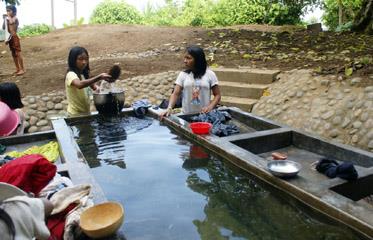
[0,196,50,240]
[175,69,218,114]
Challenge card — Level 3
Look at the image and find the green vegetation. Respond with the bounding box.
[322,0,363,30]
[18,24,52,37]
[63,17,85,28]
[90,0,321,27]
[90,0,143,24]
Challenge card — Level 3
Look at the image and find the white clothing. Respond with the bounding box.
[0,196,50,240]
[175,69,218,114]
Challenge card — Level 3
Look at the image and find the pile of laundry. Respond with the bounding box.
[1,141,59,166]
[190,110,240,137]
[0,142,93,239]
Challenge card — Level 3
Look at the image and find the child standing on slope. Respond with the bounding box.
[2,5,25,76]
[65,46,113,116]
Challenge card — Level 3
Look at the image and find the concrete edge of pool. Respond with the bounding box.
[1,107,372,239]
[149,107,373,239]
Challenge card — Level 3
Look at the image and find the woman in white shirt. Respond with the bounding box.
[161,46,221,117]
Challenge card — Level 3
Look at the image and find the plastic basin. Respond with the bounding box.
[189,122,212,135]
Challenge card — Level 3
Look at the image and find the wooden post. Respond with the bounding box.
[51,0,55,28]
[74,0,77,24]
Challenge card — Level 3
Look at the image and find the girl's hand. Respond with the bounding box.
[99,73,112,81]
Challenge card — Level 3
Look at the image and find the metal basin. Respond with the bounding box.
[93,91,125,115]
[267,160,301,178]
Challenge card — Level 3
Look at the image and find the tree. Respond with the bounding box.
[1,0,20,5]
[352,0,373,34]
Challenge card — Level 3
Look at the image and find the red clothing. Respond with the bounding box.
[8,34,21,56]
[47,203,77,240]
[0,154,56,195]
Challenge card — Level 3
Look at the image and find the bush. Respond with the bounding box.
[90,0,142,24]
[18,24,52,37]
[212,0,266,26]
[143,2,180,26]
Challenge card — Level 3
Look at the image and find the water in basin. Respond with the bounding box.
[72,117,364,240]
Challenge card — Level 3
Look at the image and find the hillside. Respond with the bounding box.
[0,24,372,96]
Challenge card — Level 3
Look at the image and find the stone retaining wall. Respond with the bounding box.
[252,69,373,152]
[21,69,373,152]
[21,71,178,133]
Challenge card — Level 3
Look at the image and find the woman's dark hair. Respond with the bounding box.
[0,208,15,240]
[184,46,207,79]
[0,82,23,109]
[67,46,90,80]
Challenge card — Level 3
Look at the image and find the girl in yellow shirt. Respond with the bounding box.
[65,46,113,116]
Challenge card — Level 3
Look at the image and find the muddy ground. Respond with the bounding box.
[0,24,372,96]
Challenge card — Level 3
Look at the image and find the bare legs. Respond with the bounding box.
[12,51,25,76]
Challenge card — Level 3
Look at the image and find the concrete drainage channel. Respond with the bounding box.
[0,107,372,239]
[154,107,373,239]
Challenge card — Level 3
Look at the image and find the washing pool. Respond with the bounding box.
[71,116,365,240]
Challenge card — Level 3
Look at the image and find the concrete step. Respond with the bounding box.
[219,81,269,99]
[220,96,258,112]
[214,68,280,84]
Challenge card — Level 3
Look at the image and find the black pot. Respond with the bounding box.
[93,91,125,115]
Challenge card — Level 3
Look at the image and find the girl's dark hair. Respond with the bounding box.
[0,82,23,109]
[0,208,15,240]
[184,46,207,79]
[67,46,90,80]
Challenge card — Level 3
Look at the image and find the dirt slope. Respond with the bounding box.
[0,24,372,96]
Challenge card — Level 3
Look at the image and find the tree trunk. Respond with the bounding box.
[352,0,373,34]
[338,0,343,26]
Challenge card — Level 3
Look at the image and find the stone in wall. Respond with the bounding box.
[21,71,180,134]
[252,69,373,152]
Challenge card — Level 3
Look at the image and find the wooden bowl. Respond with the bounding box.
[80,202,124,239]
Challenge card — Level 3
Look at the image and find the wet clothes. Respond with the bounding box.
[190,110,240,137]
[0,154,57,195]
[0,196,50,240]
[0,155,14,166]
[132,99,151,118]
[159,87,182,109]
[0,144,6,154]
[6,141,59,163]
[316,158,358,181]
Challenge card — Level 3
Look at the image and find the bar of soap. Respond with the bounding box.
[271,152,287,160]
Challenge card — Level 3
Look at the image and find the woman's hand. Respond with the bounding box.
[159,107,172,120]
[201,105,213,114]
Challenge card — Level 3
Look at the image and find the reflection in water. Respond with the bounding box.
[72,116,152,168]
[184,145,359,240]
[73,119,363,240]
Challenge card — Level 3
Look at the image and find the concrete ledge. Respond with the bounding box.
[151,107,373,239]
[214,68,280,84]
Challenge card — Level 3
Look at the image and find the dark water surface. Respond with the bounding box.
[73,117,363,240]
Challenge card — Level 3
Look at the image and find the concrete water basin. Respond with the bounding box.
[177,107,281,137]
[230,130,373,168]
[330,174,373,201]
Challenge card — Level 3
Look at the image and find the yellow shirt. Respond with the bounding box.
[65,71,90,116]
